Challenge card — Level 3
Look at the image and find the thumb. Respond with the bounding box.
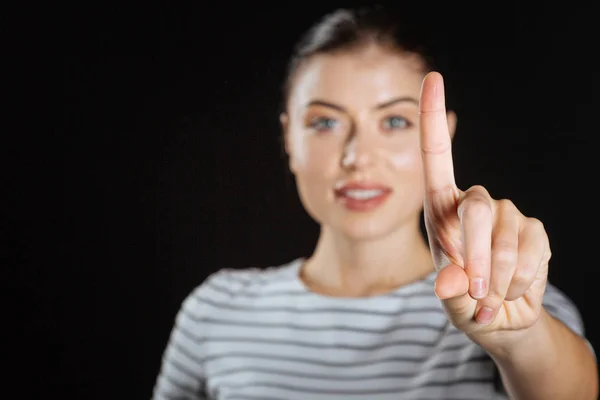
[434,264,477,325]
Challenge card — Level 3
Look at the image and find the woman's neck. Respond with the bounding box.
[300,218,435,297]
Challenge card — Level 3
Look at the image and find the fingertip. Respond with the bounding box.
[420,71,446,112]
[421,71,443,90]
[434,264,469,299]
[475,306,495,325]
[433,280,449,299]
[425,71,443,82]
[468,277,488,300]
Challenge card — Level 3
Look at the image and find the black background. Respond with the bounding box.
[6,2,599,398]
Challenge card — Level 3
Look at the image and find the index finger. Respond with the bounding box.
[419,72,456,195]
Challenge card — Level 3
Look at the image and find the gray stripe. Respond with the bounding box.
[164,355,200,382]
[218,377,494,395]
[219,273,296,286]
[157,374,197,398]
[202,343,476,366]
[206,280,435,299]
[171,339,204,366]
[209,354,491,380]
[181,314,454,335]
[192,295,445,316]
[178,327,465,352]
[226,396,484,400]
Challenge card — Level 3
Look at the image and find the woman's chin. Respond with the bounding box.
[331,215,400,242]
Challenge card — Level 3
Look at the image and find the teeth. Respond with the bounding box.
[344,189,384,200]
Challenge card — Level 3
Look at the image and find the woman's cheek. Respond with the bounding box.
[301,140,341,175]
[390,147,421,170]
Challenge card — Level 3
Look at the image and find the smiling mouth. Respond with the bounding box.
[334,183,392,212]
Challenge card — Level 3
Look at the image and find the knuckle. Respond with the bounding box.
[492,242,518,266]
[497,198,517,213]
[460,197,492,219]
[511,266,534,286]
[527,217,545,232]
[545,247,552,261]
[467,185,490,196]
[426,184,456,197]
[421,142,451,155]
[504,289,521,301]
[485,288,506,306]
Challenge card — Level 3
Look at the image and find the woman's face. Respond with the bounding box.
[282,45,456,240]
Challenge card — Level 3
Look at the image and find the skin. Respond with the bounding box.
[281,44,598,399]
[282,46,448,295]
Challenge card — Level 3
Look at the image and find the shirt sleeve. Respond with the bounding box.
[152,286,208,400]
[543,283,584,335]
[543,282,595,358]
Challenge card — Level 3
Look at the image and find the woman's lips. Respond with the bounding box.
[334,182,393,212]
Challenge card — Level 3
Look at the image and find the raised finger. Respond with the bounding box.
[419,71,456,195]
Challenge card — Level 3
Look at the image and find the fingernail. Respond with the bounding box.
[470,278,486,299]
[477,307,494,325]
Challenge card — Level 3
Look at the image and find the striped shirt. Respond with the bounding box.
[153,258,588,400]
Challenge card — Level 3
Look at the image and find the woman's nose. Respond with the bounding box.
[341,133,376,170]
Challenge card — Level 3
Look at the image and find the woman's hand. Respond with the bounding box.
[419,72,551,346]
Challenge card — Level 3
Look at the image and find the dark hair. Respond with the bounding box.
[282,5,440,109]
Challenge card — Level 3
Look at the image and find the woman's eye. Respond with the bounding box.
[383,116,411,130]
[309,117,338,132]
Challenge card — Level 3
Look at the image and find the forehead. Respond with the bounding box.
[289,46,426,110]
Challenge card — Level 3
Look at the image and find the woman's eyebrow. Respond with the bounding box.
[305,96,418,113]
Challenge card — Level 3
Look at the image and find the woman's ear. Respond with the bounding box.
[446,110,457,140]
[280,112,289,151]
[280,112,297,173]
[280,112,291,155]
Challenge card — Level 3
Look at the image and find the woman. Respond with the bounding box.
[153,7,598,399]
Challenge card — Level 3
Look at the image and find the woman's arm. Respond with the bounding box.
[480,283,598,400]
[488,308,597,400]
[152,290,207,400]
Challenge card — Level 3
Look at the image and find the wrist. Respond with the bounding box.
[470,309,552,361]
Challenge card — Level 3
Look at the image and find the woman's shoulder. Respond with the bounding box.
[178,258,303,316]
[204,258,301,293]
